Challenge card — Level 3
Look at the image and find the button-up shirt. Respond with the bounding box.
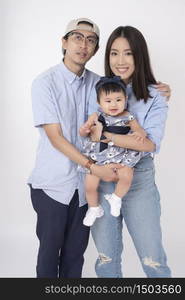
[28,61,100,206]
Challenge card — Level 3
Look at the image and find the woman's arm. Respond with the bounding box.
[129,118,146,135]
[103,131,155,152]
[129,118,144,133]
[128,117,147,142]
[103,90,168,153]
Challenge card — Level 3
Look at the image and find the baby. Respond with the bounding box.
[79,76,146,226]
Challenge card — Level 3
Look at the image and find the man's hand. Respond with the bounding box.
[154,81,171,100]
[90,163,123,182]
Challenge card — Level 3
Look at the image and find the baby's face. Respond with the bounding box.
[99,91,126,116]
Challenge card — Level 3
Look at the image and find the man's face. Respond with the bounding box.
[62,25,98,70]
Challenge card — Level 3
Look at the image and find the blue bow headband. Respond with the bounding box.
[95,76,126,93]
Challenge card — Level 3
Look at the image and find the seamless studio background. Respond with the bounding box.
[1,0,185,277]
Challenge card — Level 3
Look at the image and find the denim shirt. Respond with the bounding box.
[88,83,168,155]
[28,61,100,206]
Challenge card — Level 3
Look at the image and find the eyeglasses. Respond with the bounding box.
[67,32,98,47]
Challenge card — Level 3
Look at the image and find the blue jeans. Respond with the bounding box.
[91,155,171,278]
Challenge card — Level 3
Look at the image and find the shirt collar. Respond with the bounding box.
[126,81,132,89]
[125,81,133,98]
[60,60,87,84]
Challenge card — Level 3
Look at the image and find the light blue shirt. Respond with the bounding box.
[28,61,100,206]
[88,83,168,154]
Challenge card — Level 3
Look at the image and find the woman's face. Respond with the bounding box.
[109,37,135,84]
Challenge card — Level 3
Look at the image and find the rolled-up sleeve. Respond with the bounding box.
[144,93,168,153]
[31,76,59,127]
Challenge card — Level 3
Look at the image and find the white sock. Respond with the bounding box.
[83,205,104,227]
[111,193,121,202]
[104,193,122,217]
[88,206,101,211]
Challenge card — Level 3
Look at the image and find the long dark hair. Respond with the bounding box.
[105,26,157,102]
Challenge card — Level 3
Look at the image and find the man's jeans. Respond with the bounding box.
[91,155,171,278]
[30,187,89,278]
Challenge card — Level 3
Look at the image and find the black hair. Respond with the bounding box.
[104,26,157,102]
[96,82,126,103]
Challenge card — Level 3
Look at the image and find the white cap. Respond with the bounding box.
[64,17,100,38]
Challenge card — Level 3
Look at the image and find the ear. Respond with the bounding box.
[93,45,99,56]
[62,37,67,50]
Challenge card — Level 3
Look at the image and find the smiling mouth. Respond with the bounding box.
[116,67,128,73]
[109,109,118,112]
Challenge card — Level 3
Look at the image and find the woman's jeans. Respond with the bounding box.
[91,155,171,278]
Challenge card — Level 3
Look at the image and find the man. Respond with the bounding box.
[28,18,120,278]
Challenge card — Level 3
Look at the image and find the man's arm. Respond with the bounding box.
[43,123,122,181]
[44,123,91,166]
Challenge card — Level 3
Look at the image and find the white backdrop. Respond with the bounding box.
[1,0,185,277]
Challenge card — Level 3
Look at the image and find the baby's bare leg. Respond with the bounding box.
[85,174,100,207]
[114,166,133,198]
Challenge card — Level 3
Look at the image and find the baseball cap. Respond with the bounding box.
[64,18,100,38]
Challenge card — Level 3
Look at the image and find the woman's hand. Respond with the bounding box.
[155,81,171,100]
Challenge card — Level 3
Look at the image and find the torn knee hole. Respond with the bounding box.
[142,257,161,269]
[98,253,112,265]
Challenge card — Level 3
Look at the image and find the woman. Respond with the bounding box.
[89,26,171,277]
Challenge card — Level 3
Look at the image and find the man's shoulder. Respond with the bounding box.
[85,69,100,82]
[32,64,60,84]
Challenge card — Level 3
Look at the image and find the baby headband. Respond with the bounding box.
[95,76,126,93]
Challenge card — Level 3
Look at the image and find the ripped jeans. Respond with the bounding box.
[91,155,171,278]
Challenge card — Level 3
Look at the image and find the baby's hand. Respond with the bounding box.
[79,124,91,136]
[90,120,103,142]
[79,113,98,137]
